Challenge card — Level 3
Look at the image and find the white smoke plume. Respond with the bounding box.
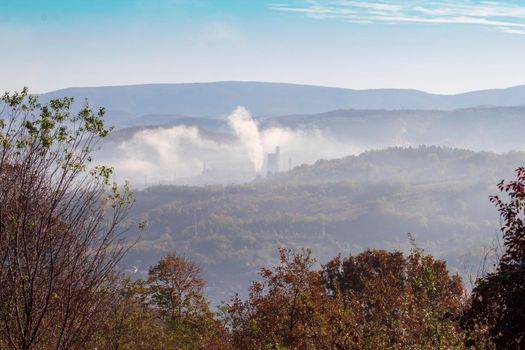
[95,125,253,187]
[261,127,362,166]
[227,106,264,172]
[95,107,366,187]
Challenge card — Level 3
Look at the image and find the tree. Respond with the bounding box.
[93,277,173,350]
[225,248,332,349]
[322,246,468,349]
[147,253,229,349]
[463,167,525,349]
[0,88,134,349]
[225,246,469,349]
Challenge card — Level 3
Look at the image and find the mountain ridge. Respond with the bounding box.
[39,81,525,121]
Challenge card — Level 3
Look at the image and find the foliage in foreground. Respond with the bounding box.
[463,167,525,349]
[225,247,471,349]
[92,245,496,349]
[94,255,228,350]
[0,88,133,349]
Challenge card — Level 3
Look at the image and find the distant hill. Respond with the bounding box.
[262,105,525,128]
[39,82,525,125]
[261,106,525,153]
[122,146,524,303]
[274,146,525,184]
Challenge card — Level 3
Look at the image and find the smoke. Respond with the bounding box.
[90,105,525,189]
[261,127,362,167]
[227,106,264,172]
[95,107,365,187]
[393,126,410,147]
[95,125,251,186]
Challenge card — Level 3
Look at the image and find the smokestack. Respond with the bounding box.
[266,146,281,176]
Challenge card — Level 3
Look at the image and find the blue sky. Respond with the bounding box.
[1,0,525,93]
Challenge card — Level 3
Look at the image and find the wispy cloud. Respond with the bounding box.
[497,26,525,35]
[271,1,525,35]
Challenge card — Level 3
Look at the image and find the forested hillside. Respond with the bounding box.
[122,146,523,303]
[277,146,525,184]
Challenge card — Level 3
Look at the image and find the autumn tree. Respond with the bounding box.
[93,277,173,350]
[0,88,134,350]
[147,253,229,349]
[225,248,333,349]
[463,167,525,349]
[225,245,471,349]
[322,245,468,349]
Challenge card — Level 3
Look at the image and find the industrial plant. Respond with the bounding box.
[266,146,280,176]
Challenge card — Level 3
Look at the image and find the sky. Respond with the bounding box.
[1,0,525,94]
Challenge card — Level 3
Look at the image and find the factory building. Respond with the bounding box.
[267,146,280,176]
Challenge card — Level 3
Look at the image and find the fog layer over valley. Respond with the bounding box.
[97,107,361,186]
[97,104,525,186]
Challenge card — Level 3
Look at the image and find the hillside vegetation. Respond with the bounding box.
[123,146,523,302]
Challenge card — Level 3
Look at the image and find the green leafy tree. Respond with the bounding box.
[0,88,134,350]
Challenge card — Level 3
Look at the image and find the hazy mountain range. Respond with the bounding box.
[40,81,525,125]
[36,82,525,303]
